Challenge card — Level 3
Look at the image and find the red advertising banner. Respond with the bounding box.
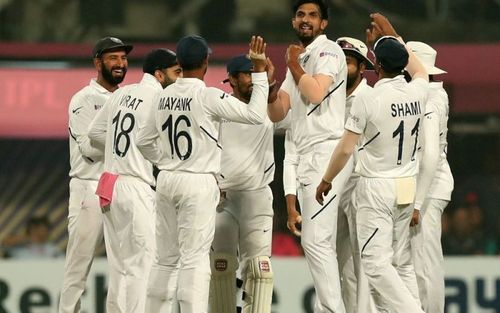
[1,42,500,138]
[0,67,231,138]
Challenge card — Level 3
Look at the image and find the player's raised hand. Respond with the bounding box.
[315,179,332,205]
[249,35,267,73]
[286,44,304,66]
[287,209,302,237]
[266,57,276,84]
[366,13,399,49]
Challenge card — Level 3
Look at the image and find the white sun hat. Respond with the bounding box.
[406,41,447,75]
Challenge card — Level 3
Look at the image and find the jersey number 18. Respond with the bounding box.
[112,110,135,157]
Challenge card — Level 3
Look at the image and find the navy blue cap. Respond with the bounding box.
[92,37,133,58]
[222,54,253,83]
[142,48,177,74]
[176,35,212,68]
[374,36,409,73]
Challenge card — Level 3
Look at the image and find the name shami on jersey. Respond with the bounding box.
[158,97,192,111]
[391,101,422,117]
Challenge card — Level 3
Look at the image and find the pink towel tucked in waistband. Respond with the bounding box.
[96,172,119,208]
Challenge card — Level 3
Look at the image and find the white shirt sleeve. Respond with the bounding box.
[313,42,342,80]
[410,77,430,106]
[69,94,104,158]
[274,110,292,130]
[204,72,269,124]
[88,96,111,147]
[414,102,440,209]
[283,129,299,196]
[345,95,368,134]
[136,94,163,164]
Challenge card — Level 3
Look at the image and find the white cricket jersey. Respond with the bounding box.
[345,78,373,171]
[281,34,347,154]
[136,72,268,175]
[68,79,111,180]
[88,74,161,186]
[218,117,275,191]
[425,82,454,200]
[345,76,429,178]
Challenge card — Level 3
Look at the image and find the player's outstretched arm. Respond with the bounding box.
[283,129,301,236]
[414,110,440,211]
[88,95,112,147]
[207,37,269,124]
[136,97,162,163]
[316,130,359,205]
[367,13,428,82]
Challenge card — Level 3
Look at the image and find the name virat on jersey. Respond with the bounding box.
[119,95,143,111]
[391,101,422,117]
[158,97,192,111]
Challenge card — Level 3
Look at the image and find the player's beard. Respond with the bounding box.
[238,84,252,103]
[294,23,319,46]
[346,67,361,90]
[102,64,127,86]
[161,76,176,89]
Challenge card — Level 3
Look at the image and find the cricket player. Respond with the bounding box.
[60,36,132,313]
[334,36,377,313]
[87,48,182,313]
[316,13,428,313]
[268,1,353,311]
[210,54,282,313]
[136,35,269,313]
[408,41,454,313]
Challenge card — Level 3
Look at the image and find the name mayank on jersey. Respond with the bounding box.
[158,97,192,111]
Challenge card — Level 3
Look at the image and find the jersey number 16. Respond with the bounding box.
[162,114,193,161]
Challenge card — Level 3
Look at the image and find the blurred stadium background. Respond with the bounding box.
[0,0,499,312]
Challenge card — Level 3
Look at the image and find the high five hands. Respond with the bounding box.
[249,36,268,72]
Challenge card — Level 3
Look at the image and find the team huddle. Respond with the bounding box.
[59,0,453,313]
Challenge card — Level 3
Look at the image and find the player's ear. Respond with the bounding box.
[320,19,328,31]
[154,69,164,81]
[93,58,102,71]
[359,62,366,74]
[229,75,238,87]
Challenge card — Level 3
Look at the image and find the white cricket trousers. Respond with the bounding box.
[104,176,156,313]
[147,171,219,313]
[60,178,119,313]
[212,186,274,263]
[411,198,448,313]
[338,174,380,313]
[60,178,102,313]
[297,140,353,313]
[354,177,423,313]
[337,174,357,313]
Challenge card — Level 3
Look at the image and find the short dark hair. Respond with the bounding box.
[176,35,211,71]
[292,0,329,20]
[374,36,409,74]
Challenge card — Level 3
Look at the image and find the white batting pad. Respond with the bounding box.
[242,256,274,313]
[209,253,239,313]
